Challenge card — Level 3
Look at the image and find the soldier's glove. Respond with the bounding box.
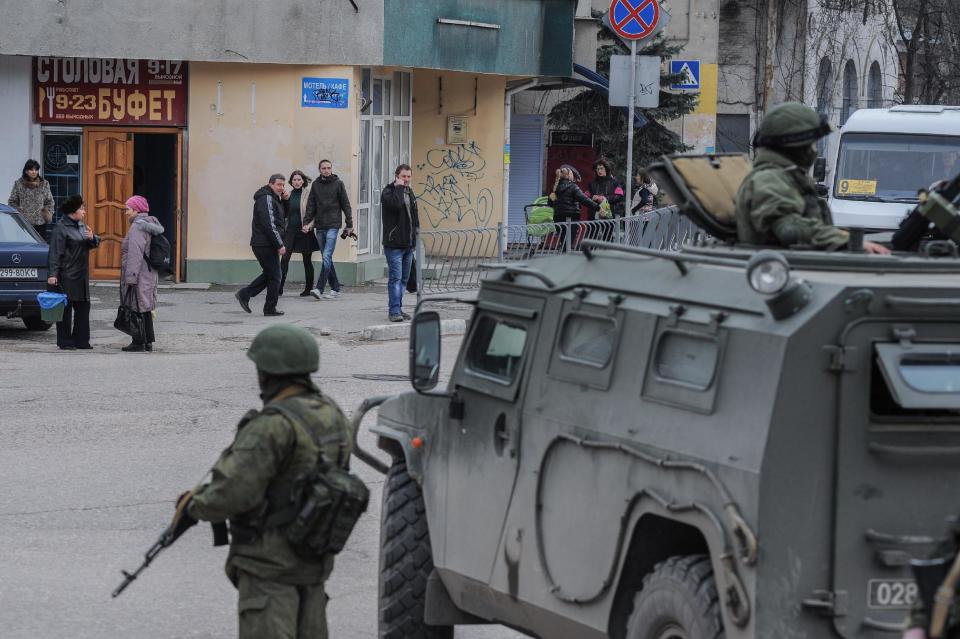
[168,490,198,543]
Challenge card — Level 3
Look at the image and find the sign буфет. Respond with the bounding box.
[33,58,187,126]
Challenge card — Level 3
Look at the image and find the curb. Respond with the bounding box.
[361,318,466,342]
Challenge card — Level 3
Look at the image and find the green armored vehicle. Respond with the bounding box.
[367,155,960,638]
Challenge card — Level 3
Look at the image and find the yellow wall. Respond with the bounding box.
[186,63,359,261]
[410,70,506,231]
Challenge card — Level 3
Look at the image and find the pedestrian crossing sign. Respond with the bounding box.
[670,60,701,90]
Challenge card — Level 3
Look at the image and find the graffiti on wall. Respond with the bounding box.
[415,140,495,229]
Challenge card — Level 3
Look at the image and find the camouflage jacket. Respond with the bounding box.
[189,386,353,586]
[735,148,849,251]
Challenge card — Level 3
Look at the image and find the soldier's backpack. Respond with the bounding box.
[264,402,369,559]
[147,233,173,273]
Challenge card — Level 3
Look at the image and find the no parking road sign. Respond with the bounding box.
[608,0,661,41]
[604,0,670,45]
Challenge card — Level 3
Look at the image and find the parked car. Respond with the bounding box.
[0,203,52,330]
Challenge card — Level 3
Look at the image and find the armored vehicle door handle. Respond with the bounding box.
[494,414,510,457]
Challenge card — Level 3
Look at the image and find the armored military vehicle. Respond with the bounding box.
[367,154,960,638]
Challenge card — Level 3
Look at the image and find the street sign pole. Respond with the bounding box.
[625,39,637,212]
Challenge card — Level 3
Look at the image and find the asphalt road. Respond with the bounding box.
[0,283,522,638]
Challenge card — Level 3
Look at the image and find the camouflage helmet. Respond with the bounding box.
[247,324,319,375]
[754,102,832,148]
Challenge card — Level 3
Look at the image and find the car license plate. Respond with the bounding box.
[867,579,918,609]
[0,268,38,279]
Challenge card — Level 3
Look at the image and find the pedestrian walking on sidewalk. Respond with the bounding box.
[279,170,319,297]
[380,164,419,322]
[119,195,164,352]
[8,159,54,241]
[46,195,100,350]
[302,160,353,301]
[236,174,287,316]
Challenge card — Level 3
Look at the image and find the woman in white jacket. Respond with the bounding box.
[631,170,660,214]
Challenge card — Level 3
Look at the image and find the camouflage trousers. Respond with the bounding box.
[237,570,328,639]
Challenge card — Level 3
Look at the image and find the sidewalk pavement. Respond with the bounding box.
[0,279,470,353]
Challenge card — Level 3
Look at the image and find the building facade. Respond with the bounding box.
[717,0,901,154]
[0,0,575,283]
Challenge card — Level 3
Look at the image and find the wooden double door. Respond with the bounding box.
[83,129,183,281]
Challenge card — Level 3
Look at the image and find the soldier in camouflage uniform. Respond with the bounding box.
[174,324,352,639]
[736,101,890,255]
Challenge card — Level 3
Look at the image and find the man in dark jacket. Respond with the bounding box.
[236,174,287,316]
[303,160,353,300]
[380,164,419,322]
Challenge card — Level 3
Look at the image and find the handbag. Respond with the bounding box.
[114,287,145,341]
[406,255,418,293]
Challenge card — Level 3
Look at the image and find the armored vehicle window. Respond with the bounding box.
[559,314,618,367]
[873,344,960,414]
[654,332,720,390]
[466,316,528,385]
[899,356,960,393]
[642,322,726,414]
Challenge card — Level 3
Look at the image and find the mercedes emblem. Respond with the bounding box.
[11,253,21,264]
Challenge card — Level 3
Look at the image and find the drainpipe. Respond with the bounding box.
[503,79,540,257]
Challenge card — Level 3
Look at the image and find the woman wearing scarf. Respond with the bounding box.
[120,195,165,352]
[8,159,54,240]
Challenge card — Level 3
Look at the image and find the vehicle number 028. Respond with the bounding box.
[868,579,918,609]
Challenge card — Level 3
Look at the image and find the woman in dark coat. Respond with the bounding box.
[279,169,319,296]
[550,165,600,250]
[586,158,625,218]
[46,195,101,350]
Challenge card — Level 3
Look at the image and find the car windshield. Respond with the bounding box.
[834,133,960,202]
[0,211,40,244]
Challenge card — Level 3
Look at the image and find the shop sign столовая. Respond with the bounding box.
[33,58,187,126]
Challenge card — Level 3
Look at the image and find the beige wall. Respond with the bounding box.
[411,70,506,232]
[186,63,360,262]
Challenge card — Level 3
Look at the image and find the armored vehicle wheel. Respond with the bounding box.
[22,315,52,331]
[626,555,724,639]
[378,458,453,639]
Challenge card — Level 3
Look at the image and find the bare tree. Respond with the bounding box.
[819,0,960,103]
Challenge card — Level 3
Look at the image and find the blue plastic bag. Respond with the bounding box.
[37,292,67,309]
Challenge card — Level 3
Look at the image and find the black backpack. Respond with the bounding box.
[147,234,172,273]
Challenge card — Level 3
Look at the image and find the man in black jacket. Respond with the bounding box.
[380,164,418,322]
[302,160,353,300]
[236,174,287,316]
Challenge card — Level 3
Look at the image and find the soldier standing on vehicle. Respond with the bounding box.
[171,324,354,639]
[736,102,890,255]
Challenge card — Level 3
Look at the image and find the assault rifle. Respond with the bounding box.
[892,170,960,252]
[111,526,177,598]
[111,494,224,598]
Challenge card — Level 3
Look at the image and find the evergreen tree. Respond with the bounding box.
[549,21,699,182]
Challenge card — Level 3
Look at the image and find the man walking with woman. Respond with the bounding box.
[302,160,353,301]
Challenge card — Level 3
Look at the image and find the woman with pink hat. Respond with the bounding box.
[119,195,165,352]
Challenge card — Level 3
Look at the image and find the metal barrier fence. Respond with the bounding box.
[415,206,701,298]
